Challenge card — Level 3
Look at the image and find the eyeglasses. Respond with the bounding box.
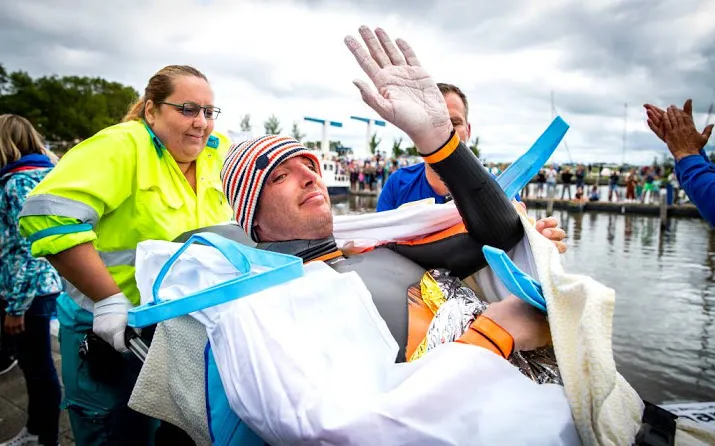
[158,101,221,120]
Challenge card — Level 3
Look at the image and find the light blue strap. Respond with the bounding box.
[152,232,252,304]
[27,223,93,243]
[482,245,546,312]
[496,116,569,200]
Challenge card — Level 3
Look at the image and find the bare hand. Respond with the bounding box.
[514,202,567,253]
[535,217,567,253]
[4,314,25,335]
[344,26,453,154]
[663,102,714,161]
[482,295,551,352]
[644,99,713,158]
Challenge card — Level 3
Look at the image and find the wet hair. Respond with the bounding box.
[0,114,48,169]
[122,65,208,122]
[437,82,469,119]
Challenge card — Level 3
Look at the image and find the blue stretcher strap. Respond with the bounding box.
[496,116,569,200]
[128,233,303,328]
[152,232,252,304]
[482,245,546,312]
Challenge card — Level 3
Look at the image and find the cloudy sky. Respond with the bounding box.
[1,0,714,164]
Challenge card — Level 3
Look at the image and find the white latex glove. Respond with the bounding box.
[344,26,454,154]
[93,292,133,353]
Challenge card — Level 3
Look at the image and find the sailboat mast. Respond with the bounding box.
[622,102,627,166]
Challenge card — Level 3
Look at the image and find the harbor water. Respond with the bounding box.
[333,195,715,404]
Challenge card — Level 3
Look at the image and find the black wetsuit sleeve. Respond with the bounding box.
[423,131,524,254]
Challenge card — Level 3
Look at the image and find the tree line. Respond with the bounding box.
[0,64,139,151]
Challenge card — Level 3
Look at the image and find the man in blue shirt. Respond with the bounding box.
[378,83,471,211]
[378,83,566,252]
[645,99,714,227]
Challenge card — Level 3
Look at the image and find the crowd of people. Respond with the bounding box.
[525,164,688,205]
[0,24,713,446]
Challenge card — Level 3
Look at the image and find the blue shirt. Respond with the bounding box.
[377,163,447,211]
[675,149,715,227]
[377,162,520,212]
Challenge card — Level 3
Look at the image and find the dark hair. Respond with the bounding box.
[437,82,469,119]
[123,65,208,122]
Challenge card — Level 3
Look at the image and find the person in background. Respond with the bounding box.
[575,165,585,191]
[645,99,713,226]
[625,169,637,202]
[0,301,18,376]
[667,170,680,205]
[378,83,479,210]
[0,114,63,446]
[641,168,656,204]
[377,83,564,249]
[18,65,233,445]
[574,186,585,202]
[545,165,558,198]
[608,170,620,202]
[560,168,573,200]
[589,185,600,201]
[536,169,546,198]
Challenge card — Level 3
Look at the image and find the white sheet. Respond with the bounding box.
[208,262,580,445]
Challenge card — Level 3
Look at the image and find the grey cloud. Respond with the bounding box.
[0,0,348,103]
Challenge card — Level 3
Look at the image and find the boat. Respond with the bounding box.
[313,150,350,196]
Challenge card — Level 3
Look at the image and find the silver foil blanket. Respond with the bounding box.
[423,269,562,385]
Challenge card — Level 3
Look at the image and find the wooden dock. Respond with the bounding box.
[522,198,703,219]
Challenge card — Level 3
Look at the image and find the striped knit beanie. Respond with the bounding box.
[221,135,321,240]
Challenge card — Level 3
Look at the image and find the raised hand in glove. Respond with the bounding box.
[93,292,133,353]
[344,26,453,154]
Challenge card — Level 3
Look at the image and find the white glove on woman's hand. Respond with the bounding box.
[344,26,454,154]
[93,292,133,353]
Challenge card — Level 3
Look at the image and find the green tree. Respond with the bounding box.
[369,132,381,155]
[468,136,480,158]
[709,150,715,163]
[0,68,138,146]
[391,137,404,158]
[263,114,282,135]
[290,122,305,142]
[405,145,419,157]
[0,64,8,94]
[240,114,252,133]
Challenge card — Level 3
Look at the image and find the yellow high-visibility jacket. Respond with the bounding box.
[19,120,233,308]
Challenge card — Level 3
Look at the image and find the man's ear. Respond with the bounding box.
[467,123,472,141]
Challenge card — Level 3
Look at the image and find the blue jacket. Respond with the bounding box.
[675,149,715,227]
[1,156,62,316]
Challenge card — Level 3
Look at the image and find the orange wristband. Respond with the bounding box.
[456,327,503,358]
[456,316,514,359]
[422,130,460,164]
[472,316,514,359]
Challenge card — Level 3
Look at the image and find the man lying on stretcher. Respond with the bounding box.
[219,26,564,364]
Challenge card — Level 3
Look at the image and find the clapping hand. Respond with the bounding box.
[644,99,713,161]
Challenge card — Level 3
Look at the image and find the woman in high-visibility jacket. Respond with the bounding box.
[18,65,233,445]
